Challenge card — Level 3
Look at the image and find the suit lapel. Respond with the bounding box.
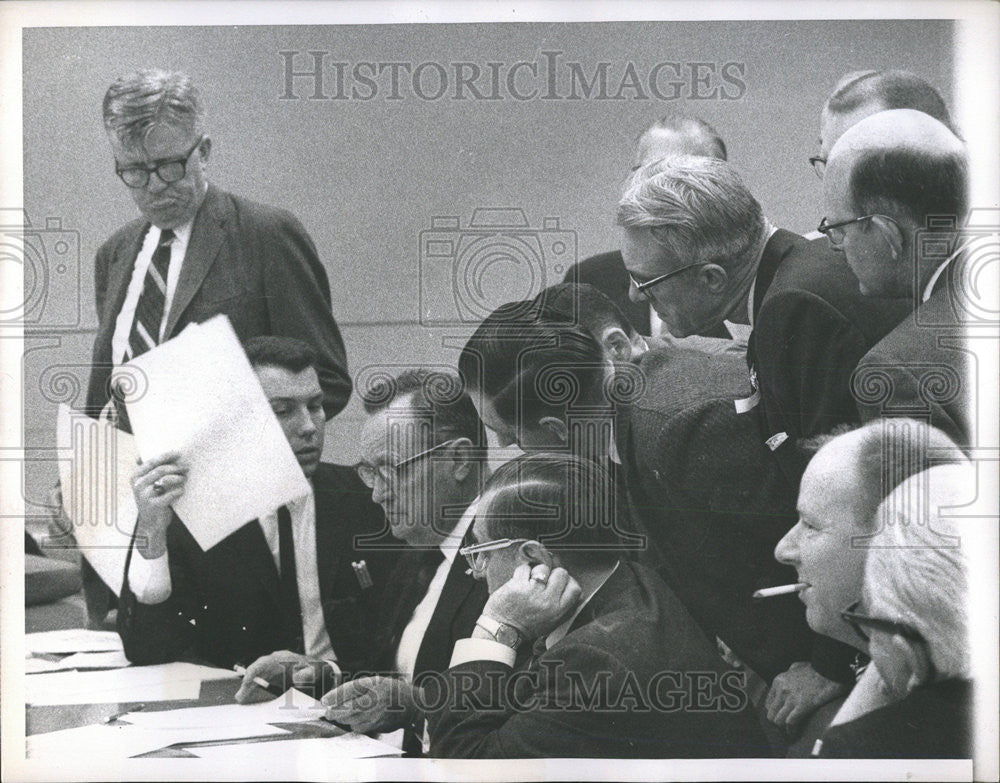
[102,224,149,338]
[231,518,282,608]
[412,550,476,676]
[163,184,227,339]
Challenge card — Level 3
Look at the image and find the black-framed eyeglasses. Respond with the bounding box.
[115,135,205,188]
[816,213,902,248]
[353,438,459,489]
[809,155,827,178]
[458,537,529,573]
[627,262,707,295]
[840,600,925,644]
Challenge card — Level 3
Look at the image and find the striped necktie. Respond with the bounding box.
[123,228,175,362]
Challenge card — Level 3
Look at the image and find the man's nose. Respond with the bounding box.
[144,171,170,194]
[774,525,800,565]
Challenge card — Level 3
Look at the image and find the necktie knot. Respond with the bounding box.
[158,228,175,247]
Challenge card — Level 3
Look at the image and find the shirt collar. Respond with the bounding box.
[746,220,778,327]
[439,496,478,564]
[152,218,193,245]
[545,561,620,649]
[921,242,966,303]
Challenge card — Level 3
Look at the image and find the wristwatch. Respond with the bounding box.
[475,615,523,650]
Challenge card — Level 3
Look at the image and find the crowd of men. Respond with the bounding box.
[42,67,980,760]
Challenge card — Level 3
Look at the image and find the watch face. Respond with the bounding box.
[496,623,522,649]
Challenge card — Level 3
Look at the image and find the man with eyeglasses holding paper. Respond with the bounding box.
[65,68,352,625]
[315,368,489,755]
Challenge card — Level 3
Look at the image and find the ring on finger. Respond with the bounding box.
[529,573,548,585]
[152,479,166,495]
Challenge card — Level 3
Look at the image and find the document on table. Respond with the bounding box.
[191,735,403,767]
[26,721,289,759]
[25,629,124,655]
[26,662,238,706]
[121,688,327,729]
[119,316,311,550]
[26,650,132,674]
[56,404,139,595]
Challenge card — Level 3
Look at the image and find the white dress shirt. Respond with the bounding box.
[127,486,336,660]
[111,220,193,364]
[393,501,477,683]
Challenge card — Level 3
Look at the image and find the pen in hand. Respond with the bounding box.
[233,664,284,697]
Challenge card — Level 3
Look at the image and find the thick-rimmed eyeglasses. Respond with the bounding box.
[809,155,827,178]
[816,213,902,248]
[115,135,205,189]
[627,262,707,295]
[840,601,925,644]
[459,538,529,573]
[353,438,458,489]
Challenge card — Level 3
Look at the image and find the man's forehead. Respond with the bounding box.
[800,435,866,515]
[254,364,321,400]
[361,396,433,453]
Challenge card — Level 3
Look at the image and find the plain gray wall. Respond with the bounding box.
[20,21,954,519]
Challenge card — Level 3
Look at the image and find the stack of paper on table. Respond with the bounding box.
[26,629,123,655]
[121,688,328,729]
[26,662,238,706]
[26,650,132,674]
[120,315,311,550]
[27,721,290,759]
[190,735,403,766]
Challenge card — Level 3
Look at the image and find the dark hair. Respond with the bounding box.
[848,146,968,229]
[243,335,317,373]
[532,283,636,339]
[826,70,956,135]
[479,452,623,567]
[645,113,728,161]
[360,367,486,447]
[459,306,608,429]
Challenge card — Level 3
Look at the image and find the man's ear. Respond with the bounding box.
[518,540,554,568]
[601,327,634,363]
[699,263,729,293]
[871,214,904,261]
[892,633,933,693]
[538,416,568,444]
[198,135,213,163]
[447,437,474,481]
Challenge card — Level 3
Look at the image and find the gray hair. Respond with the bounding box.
[641,113,727,160]
[103,69,205,147]
[863,462,972,680]
[615,155,765,275]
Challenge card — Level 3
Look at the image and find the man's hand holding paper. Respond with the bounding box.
[131,451,188,560]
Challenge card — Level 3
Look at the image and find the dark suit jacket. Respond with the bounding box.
[117,463,400,672]
[748,231,912,483]
[616,346,811,681]
[563,250,651,336]
[818,679,972,759]
[426,561,771,758]
[853,262,973,449]
[85,183,351,420]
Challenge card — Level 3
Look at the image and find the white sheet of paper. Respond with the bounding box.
[26,650,132,674]
[26,721,290,759]
[55,406,138,595]
[190,735,403,767]
[25,629,124,655]
[25,662,238,706]
[120,316,311,550]
[121,687,327,729]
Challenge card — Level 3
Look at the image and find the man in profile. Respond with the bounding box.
[118,337,397,679]
[565,113,729,338]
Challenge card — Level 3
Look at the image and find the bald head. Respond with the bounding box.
[823,109,968,297]
[631,115,727,170]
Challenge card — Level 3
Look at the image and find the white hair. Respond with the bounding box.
[864,462,973,680]
[615,155,765,276]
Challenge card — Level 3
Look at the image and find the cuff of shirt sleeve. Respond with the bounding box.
[449,637,518,668]
[127,549,172,604]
